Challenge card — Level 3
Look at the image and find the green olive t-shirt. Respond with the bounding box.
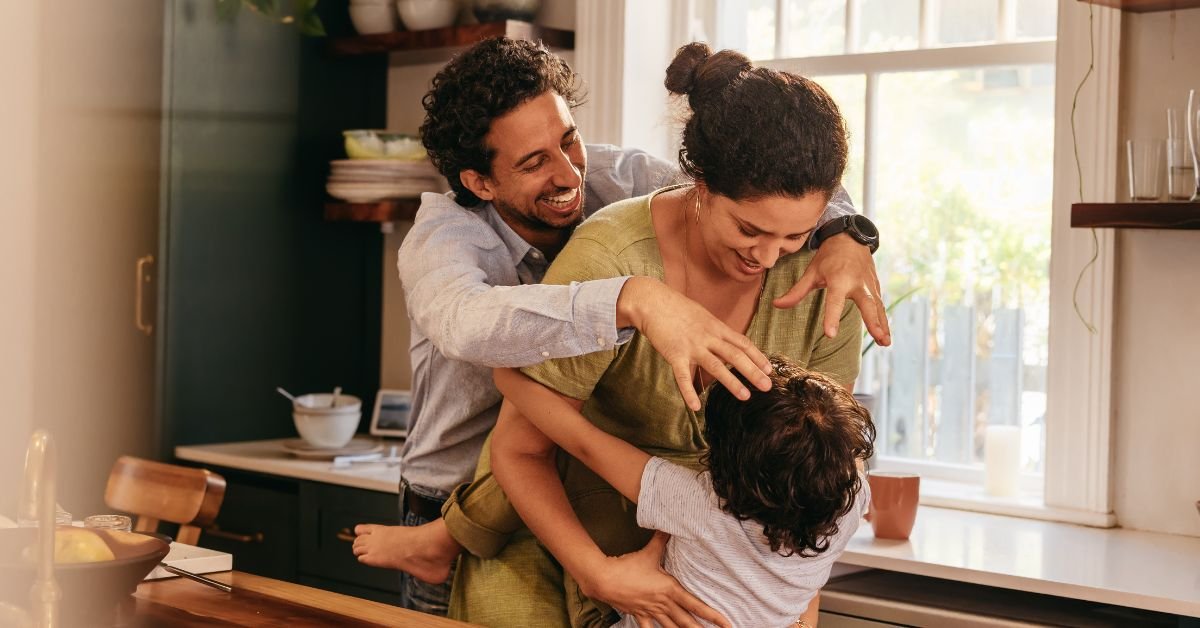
[521,189,862,470]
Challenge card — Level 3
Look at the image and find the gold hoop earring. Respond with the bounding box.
[693,192,702,224]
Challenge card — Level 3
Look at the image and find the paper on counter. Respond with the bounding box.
[144,542,232,580]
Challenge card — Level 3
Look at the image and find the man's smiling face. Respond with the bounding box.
[464,91,587,245]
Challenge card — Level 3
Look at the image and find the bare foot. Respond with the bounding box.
[352,519,462,584]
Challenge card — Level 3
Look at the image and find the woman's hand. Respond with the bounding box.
[774,233,891,346]
[582,532,731,628]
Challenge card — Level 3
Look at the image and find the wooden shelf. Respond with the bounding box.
[1071,202,1200,229]
[328,20,573,61]
[1077,0,1200,12]
[325,199,420,223]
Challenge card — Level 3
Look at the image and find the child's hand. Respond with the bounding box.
[584,531,731,628]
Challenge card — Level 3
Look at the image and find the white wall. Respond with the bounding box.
[0,0,41,516]
[1110,8,1200,537]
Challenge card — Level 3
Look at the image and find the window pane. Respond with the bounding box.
[746,0,778,60]
[1015,0,1057,39]
[813,75,865,207]
[858,0,919,52]
[938,0,998,45]
[782,0,846,57]
[867,65,1054,472]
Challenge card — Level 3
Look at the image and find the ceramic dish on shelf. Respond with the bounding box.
[281,437,384,460]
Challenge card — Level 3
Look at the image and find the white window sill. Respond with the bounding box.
[917,477,1117,528]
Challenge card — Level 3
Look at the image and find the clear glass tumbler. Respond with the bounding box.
[83,514,133,532]
[1127,139,1164,201]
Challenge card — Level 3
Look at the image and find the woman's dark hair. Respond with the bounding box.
[703,355,875,557]
[420,37,584,207]
[665,42,848,202]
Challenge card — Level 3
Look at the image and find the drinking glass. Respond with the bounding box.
[1126,139,1163,201]
[84,514,133,532]
[1168,108,1196,201]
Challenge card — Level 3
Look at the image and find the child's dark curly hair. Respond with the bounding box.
[703,355,875,557]
[664,42,848,202]
[419,37,585,207]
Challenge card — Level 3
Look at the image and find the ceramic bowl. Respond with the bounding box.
[349,2,398,34]
[293,394,362,449]
[343,130,426,160]
[396,0,459,31]
[472,0,540,22]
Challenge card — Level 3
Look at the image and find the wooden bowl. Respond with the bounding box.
[0,527,169,622]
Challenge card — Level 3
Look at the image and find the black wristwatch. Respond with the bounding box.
[809,214,879,254]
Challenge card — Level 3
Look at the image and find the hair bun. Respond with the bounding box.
[664,42,713,95]
[665,43,754,105]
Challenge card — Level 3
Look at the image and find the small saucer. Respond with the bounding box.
[281,437,384,459]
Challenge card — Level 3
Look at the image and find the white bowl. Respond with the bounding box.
[396,0,458,31]
[349,3,398,34]
[293,394,362,449]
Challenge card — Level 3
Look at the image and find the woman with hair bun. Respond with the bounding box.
[455,43,870,628]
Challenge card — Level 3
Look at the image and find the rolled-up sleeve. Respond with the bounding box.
[399,195,634,368]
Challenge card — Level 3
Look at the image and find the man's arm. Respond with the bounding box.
[401,195,771,404]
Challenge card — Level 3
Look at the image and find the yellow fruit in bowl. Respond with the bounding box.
[53,528,115,564]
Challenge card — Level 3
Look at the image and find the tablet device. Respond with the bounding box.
[370,389,412,438]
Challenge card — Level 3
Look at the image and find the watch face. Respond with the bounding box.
[850,214,879,239]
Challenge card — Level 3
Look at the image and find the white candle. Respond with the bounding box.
[984,425,1021,497]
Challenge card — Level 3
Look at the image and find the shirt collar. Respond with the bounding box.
[482,203,545,270]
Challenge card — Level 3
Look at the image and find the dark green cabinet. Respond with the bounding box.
[195,466,405,604]
[156,0,388,455]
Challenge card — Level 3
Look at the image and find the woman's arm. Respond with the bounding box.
[494,368,649,502]
[490,388,729,628]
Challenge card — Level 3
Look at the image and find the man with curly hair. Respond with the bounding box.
[351,36,887,618]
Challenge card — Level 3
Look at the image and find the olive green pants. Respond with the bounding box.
[444,434,652,628]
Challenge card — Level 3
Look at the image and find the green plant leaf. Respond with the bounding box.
[298,11,327,36]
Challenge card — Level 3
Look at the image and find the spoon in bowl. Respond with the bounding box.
[276,387,310,408]
[330,386,342,408]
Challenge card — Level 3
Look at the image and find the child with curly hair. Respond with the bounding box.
[493,354,875,627]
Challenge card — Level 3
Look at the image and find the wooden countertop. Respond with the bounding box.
[176,438,402,493]
[128,570,475,626]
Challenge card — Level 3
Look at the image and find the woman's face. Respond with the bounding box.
[697,190,827,283]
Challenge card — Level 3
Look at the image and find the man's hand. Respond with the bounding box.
[617,277,771,412]
[774,233,892,346]
[583,532,731,628]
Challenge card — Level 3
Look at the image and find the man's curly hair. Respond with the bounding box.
[419,37,585,207]
[703,355,875,557]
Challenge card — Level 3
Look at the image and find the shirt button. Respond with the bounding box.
[596,337,605,347]
[541,351,550,358]
[531,251,542,259]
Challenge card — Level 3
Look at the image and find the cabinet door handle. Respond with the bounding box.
[336,528,356,543]
[205,525,264,544]
[134,254,154,336]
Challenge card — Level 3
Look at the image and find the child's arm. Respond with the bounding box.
[494,367,650,503]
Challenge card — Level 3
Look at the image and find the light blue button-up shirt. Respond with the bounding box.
[396,145,855,496]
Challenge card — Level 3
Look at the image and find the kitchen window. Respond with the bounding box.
[707,0,1058,494]
[585,0,1118,524]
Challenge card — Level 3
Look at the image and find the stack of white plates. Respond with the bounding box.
[326,159,448,203]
